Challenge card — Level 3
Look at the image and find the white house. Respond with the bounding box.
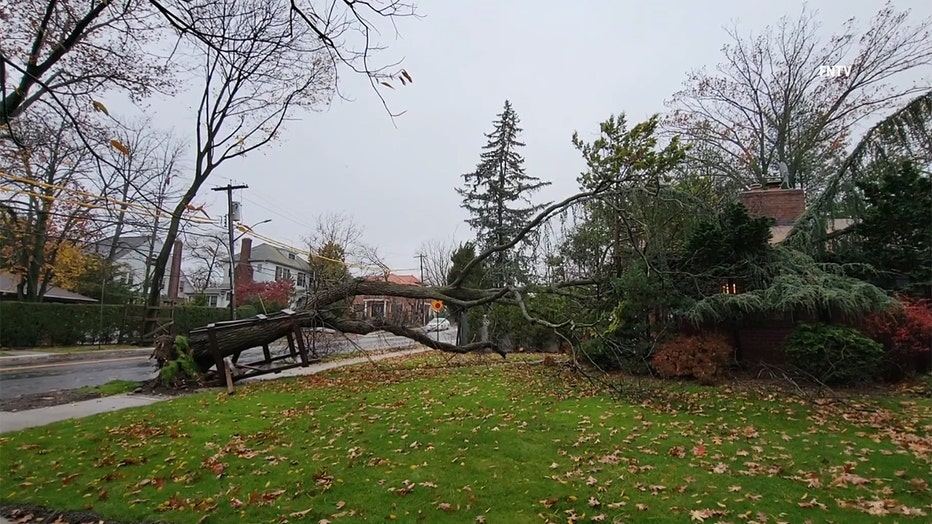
[91,235,195,302]
[204,241,312,308]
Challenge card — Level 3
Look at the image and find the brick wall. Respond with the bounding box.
[736,321,795,366]
[738,188,806,226]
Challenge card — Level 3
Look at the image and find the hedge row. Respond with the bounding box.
[0,302,258,347]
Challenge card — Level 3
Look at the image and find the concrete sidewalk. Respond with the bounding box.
[0,346,430,434]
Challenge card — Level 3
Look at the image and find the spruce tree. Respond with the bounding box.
[457,100,550,287]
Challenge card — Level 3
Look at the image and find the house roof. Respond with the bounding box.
[237,243,312,273]
[0,272,98,303]
[770,218,858,245]
[363,273,421,285]
[91,235,153,260]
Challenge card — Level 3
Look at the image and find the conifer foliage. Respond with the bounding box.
[457,100,551,287]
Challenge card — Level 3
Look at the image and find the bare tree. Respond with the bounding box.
[143,0,338,329]
[143,0,417,335]
[417,238,454,286]
[0,0,174,125]
[664,2,932,192]
[305,211,364,260]
[0,108,103,300]
[185,231,225,293]
[2,0,415,126]
[91,119,186,263]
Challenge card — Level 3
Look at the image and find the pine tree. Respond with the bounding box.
[457,100,551,287]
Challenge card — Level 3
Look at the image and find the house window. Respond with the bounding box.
[282,268,292,281]
[209,295,218,307]
[288,253,297,260]
[297,273,306,287]
[275,266,283,280]
[721,280,739,295]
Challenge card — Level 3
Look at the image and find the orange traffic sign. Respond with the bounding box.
[430,300,444,312]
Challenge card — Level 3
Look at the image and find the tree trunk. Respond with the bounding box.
[187,313,311,370]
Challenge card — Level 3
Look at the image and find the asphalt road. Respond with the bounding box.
[0,329,457,399]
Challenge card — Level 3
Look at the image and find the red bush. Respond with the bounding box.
[236,278,295,312]
[862,296,932,380]
[652,333,734,385]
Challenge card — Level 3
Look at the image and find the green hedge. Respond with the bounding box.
[0,302,258,347]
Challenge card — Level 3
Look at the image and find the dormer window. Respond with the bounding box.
[288,253,296,260]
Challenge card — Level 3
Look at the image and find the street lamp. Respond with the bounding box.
[227,218,271,321]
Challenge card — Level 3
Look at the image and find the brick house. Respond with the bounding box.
[351,273,427,326]
[730,180,855,365]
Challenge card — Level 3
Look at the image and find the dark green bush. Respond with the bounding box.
[785,323,884,386]
[0,302,254,347]
[0,303,137,346]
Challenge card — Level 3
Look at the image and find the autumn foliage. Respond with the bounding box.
[652,333,734,385]
[235,278,295,313]
[862,296,932,380]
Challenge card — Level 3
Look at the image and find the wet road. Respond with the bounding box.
[0,329,456,399]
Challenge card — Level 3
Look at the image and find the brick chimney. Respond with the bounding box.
[235,238,253,284]
[167,239,183,300]
[737,182,806,226]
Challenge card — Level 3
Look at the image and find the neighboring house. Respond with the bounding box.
[90,235,194,302]
[0,271,97,303]
[351,273,426,326]
[206,240,313,309]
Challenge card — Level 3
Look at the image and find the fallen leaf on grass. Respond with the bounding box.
[288,507,313,518]
[909,477,928,491]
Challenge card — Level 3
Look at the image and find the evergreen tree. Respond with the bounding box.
[853,160,932,295]
[457,100,550,287]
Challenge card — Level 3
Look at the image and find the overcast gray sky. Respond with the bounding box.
[159,0,930,275]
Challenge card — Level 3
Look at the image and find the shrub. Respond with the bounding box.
[785,323,884,386]
[862,296,932,380]
[157,336,203,388]
[652,333,734,385]
[0,303,138,347]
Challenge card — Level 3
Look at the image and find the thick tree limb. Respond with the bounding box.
[321,317,505,357]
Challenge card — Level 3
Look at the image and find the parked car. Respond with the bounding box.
[424,317,451,332]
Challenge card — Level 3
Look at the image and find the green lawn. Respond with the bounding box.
[74,379,141,397]
[1,353,929,523]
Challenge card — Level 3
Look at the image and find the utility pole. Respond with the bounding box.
[212,183,248,320]
[415,253,427,324]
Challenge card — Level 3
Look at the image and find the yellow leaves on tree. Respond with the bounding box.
[51,241,97,291]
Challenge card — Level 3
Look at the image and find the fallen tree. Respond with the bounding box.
[182,183,613,372]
